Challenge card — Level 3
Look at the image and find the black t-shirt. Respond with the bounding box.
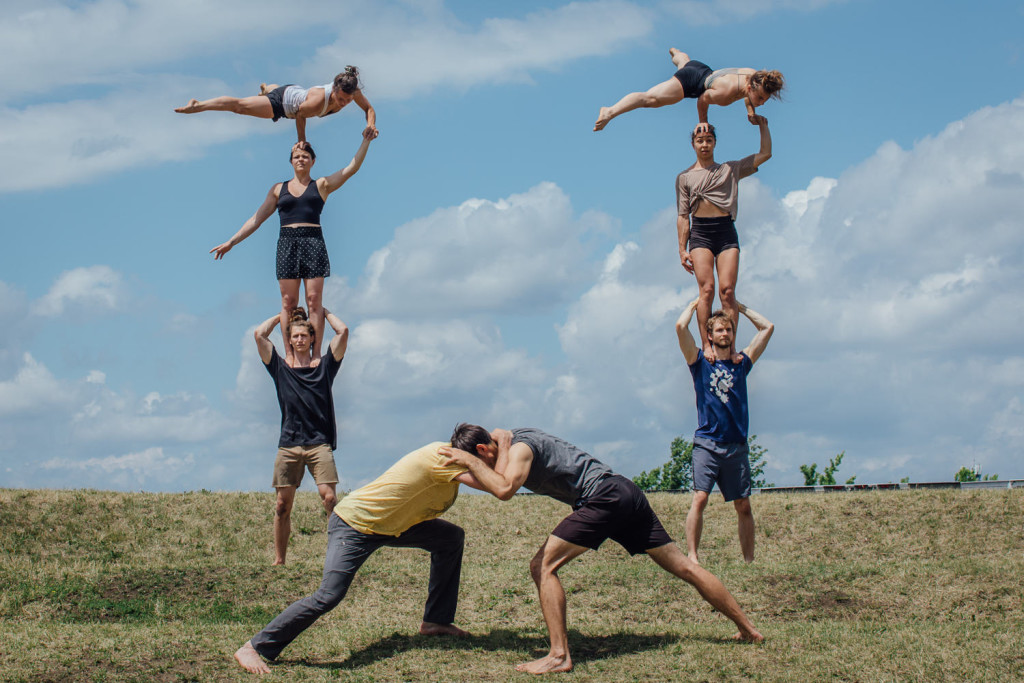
[264,348,343,449]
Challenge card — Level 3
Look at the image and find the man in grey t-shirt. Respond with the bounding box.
[442,425,763,675]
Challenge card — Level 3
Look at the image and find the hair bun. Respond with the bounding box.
[289,307,309,323]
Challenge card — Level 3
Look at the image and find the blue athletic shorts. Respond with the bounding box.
[692,436,751,501]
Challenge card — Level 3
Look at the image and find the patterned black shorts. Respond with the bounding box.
[276,226,331,280]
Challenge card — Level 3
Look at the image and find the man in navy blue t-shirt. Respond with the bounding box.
[676,297,773,564]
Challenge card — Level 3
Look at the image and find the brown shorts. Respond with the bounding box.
[273,444,339,488]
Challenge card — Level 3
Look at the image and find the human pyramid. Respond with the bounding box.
[176,48,783,676]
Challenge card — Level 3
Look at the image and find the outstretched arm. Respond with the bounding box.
[352,90,378,139]
[322,308,349,361]
[751,115,772,168]
[675,298,701,365]
[738,301,774,364]
[211,186,278,259]
[295,117,308,144]
[254,314,281,364]
[321,134,372,196]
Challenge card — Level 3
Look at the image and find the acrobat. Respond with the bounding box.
[255,307,348,565]
[676,118,771,359]
[234,438,491,673]
[175,67,377,143]
[441,426,763,674]
[675,298,774,565]
[594,48,783,131]
[210,133,372,364]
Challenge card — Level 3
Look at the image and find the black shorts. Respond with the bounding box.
[276,226,331,280]
[673,60,713,99]
[688,215,739,256]
[551,475,673,555]
[265,85,293,122]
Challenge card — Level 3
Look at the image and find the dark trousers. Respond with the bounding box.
[251,513,465,660]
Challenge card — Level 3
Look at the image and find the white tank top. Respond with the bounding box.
[282,83,333,118]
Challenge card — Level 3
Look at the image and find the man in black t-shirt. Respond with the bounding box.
[255,307,348,565]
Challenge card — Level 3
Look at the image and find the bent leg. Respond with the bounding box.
[517,535,589,674]
[685,490,710,565]
[251,515,382,660]
[274,486,296,565]
[734,497,755,563]
[317,483,337,514]
[303,277,325,362]
[278,279,300,364]
[669,48,691,68]
[691,247,717,358]
[595,77,685,131]
[646,543,763,642]
[386,519,466,627]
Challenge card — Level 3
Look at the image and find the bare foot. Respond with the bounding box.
[419,621,470,637]
[688,552,701,566]
[259,83,269,95]
[516,654,573,674]
[593,107,613,131]
[733,628,765,644]
[272,559,285,566]
[234,641,271,674]
[174,99,200,114]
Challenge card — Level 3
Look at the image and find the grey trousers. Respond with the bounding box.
[250,512,465,660]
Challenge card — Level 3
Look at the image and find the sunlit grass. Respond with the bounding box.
[1,488,1022,681]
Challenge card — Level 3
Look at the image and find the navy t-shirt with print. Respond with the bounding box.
[688,350,751,445]
[264,348,342,449]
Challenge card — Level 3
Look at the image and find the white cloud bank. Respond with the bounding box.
[3,98,1024,491]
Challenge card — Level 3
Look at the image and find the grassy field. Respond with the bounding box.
[1,486,1022,682]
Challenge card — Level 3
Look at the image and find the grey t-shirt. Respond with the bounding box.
[512,428,613,506]
[676,154,758,220]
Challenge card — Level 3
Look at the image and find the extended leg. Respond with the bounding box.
[517,535,589,674]
[685,490,710,565]
[278,279,300,365]
[303,277,325,362]
[274,486,296,566]
[691,247,717,359]
[715,247,740,356]
[594,77,685,131]
[246,515,382,663]
[175,94,274,117]
[647,543,763,642]
[734,497,755,563]
[669,47,691,69]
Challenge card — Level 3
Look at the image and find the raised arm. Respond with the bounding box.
[751,115,772,168]
[352,90,378,139]
[211,185,279,259]
[254,314,281,364]
[320,134,372,197]
[737,301,774,364]
[675,298,701,365]
[295,116,308,144]
[322,308,349,361]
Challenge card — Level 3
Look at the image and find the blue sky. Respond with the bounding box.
[1,0,1022,492]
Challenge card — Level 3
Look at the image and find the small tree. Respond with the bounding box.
[954,466,978,482]
[800,451,853,486]
[634,437,694,491]
[747,435,774,489]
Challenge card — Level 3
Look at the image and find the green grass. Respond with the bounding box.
[1,487,1022,681]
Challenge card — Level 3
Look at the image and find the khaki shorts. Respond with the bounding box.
[273,444,339,488]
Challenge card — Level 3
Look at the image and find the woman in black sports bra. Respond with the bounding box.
[211,133,373,364]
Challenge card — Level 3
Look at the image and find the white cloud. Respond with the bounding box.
[0,353,69,415]
[660,0,851,25]
[35,266,125,316]
[41,446,196,488]
[329,182,609,317]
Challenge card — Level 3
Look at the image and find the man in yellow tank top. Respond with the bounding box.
[234,440,495,674]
